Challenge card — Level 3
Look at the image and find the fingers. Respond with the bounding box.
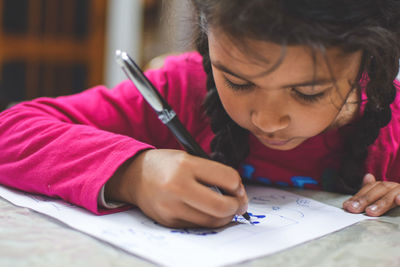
[364,184,400,216]
[189,155,244,195]
[135,149,249,228]
[343,174,379,211]
[156,202,234,229]
[180,177,247,218]
[180,154,248,216]
[343,174,400,216]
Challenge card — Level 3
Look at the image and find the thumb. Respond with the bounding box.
[362,173,376,186]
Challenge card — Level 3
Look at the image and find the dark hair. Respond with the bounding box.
[191,0,400,193]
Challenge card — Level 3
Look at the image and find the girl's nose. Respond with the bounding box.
[250,109,290,134]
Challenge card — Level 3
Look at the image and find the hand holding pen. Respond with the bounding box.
[115,50,252,225]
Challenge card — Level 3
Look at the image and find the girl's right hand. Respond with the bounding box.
[105,149,248,228]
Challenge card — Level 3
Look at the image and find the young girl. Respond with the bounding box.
[1,0,400,228]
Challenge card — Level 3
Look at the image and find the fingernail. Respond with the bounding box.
[364,173,372,178]
[368,204,378,212]
[351,201,360,209]
[363,173,375,183]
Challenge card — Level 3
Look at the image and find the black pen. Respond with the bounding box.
[115,50,252,224]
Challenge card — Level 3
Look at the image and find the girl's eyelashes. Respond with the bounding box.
[223,75,329,103]
[291,88,327,103]
[223,76,255,91]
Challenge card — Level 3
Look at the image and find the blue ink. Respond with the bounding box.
[241,164,255,179]
[296,198,311,207]
[256,177,272,184]
[233,215,248,223]
[247,212,267,224]
[234,213,267,224]
[272,206,280,211]
[248,212,266,219]
[291,176,318,188]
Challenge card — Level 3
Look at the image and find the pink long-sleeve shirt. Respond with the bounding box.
[1,52,399,214]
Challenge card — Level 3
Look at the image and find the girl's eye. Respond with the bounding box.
[292,88,327,103]
[224,77,254,91]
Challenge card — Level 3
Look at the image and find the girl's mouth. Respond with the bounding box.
[256,135,292,147]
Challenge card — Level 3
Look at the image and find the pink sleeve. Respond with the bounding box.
[386,79,400,182]
[366,79,400,183]
[0,65,183,214]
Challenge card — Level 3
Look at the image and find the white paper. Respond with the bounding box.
[0,185,368,267]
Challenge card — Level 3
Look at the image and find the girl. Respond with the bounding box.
[1,0,400,228]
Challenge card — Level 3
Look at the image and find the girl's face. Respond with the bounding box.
[208,31,363,151]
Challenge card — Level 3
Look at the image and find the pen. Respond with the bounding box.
[115,50,252,224]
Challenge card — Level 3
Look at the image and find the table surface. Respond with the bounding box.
[1,188,400,267]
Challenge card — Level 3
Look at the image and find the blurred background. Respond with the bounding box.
[0,0,194,111]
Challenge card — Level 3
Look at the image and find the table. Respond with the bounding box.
[1,189,400,267]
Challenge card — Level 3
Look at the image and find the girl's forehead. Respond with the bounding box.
[208,30,361,80]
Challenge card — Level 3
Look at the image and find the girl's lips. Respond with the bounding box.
[256,135,292,146]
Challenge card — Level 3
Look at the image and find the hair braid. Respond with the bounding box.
[337,43,399,193]
[195,31,250,167]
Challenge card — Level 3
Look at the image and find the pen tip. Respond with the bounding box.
[242,212,253,224]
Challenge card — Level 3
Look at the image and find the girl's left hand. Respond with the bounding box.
[343,173,400,216]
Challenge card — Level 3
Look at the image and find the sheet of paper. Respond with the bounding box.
[0,185,368,267]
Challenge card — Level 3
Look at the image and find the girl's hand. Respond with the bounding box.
[343,173,400,216]
[105,149,248,228]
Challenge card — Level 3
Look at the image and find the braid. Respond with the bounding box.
[195,31,250,167]
[337,41,399,193]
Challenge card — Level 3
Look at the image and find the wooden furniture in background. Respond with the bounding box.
[0,0,107,110]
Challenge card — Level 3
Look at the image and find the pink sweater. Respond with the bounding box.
[1,52,399,214]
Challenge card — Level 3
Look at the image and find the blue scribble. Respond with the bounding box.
[234,212,267,224]
[248,212,266,219]
[296,198,311,207]
[241,164,255,179]
[247,212,267,224]
[272,206,280,211]
[291,176,318,188]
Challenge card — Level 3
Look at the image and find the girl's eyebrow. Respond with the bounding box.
[211,61,253,81]
[211,60,335,88]
[283,79,334,88]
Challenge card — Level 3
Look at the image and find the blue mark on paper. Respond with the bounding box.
[234,212,267,224]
